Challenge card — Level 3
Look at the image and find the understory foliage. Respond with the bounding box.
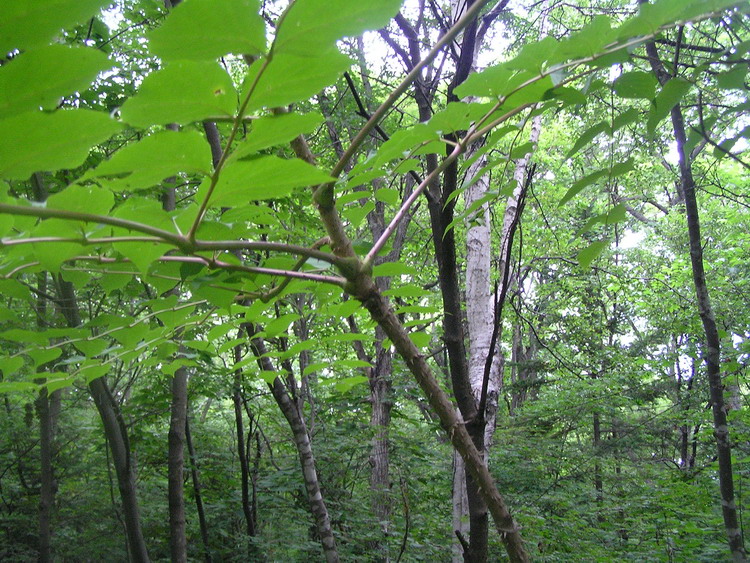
[0,0,748,561]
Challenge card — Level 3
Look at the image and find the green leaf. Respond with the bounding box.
[647,78,692,137]
[0,381,37,394]
[47,185,114,216]
[577,240,609,269]
[559,159,634,205]
[148,0,265,61]
[716,65,747,90]
[0,110,122,180]
[112,196,175,233]
[77,362,110,383]
[259,370,279,384]
[616,0,687,38]
[336,359,371,369]
[566,121,608,159]
[374,188,400,205]
[427,102,493,135]
[1,356,25,376]
[342,201,374,229]
[115,241,171,274]
[273,0,402,56]
[264,314,300,338]
[455,66,550,103]
[612,107,640,132]
[1,329,49,345]
[605,203,628,224]
[614,71,658,100]
[329,300,361,318]
[244,51,353,112]
[334,375,368,393]
[120,61,237,127]
[1,0,109,54]
[0,45,112,119]
[372,262,419,278]
[303,361,328,377]
[31,220,85,270]
[75,338,108,358]
[553,16,615,63]
[84,129,212,191]
[506,36,559,73]
[204,155,335,207]
[409,332,432,348]
[231,112,323,160]
[28,346,63,368]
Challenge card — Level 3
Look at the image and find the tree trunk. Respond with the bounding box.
[56,278,151,563]
[185,415,212,563]
[168,366,188,563]
[369,326,393,562]
[36,386,56,563]
[89,378,150,563]
[245,325,340,563]
[232,344,256,541]
[646,37,747,562]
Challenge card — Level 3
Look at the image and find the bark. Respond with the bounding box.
[36,386,55,563]
[245,325,340,563]
[168,366,188,563]
[369,325,393,562]
[456,151,495,563]
[232,345,256,541]
[645,37,747,562]
[345,276,529,562]
[55,279,150,562]
[185,415,212,563]
[32,176,58,563]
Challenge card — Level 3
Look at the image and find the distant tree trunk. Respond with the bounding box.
[369,325,393,562]
[32,176,59,563]
[55,279,150,563]
[646,36,747,562]
[592,397,603,519]
[36,385,56,563]
[185,415,212,563]
[232,344,257,542]
[245,325,339,563]
[168,366,188,563]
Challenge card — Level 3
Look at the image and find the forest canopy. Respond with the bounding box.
[0,0,748,561]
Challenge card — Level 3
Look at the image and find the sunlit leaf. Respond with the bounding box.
[243,51,352,112]
[0,45,112,119]
[204,155,335,207]
[0,110,121,180]
[1,0,109,54]
[84,129,212,191]
[647,78,692,137]
[120,61,237,127]
[614,71,658,100]
[148,0,265,61]
[47,185,115,216]
[577,240,609,268]
[273,0,402,56]
[231,112,324,160]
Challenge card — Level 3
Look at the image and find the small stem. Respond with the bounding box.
[0,203,189,249]
[187,57,272,240]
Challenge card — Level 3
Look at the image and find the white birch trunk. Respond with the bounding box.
[453,115,542,562]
